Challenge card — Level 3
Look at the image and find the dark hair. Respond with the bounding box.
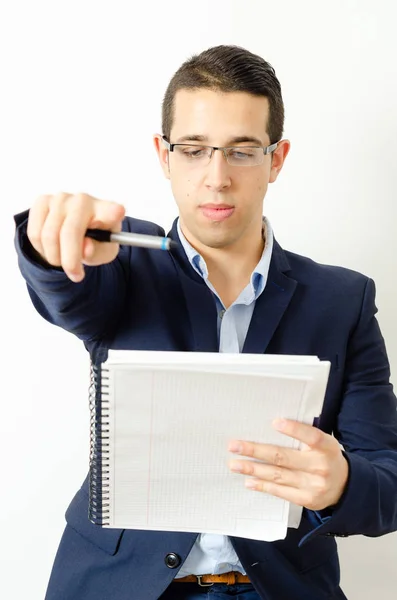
[162,45,284,144]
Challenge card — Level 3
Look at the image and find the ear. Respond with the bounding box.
[269,139,291,183]
[153,134,170,180]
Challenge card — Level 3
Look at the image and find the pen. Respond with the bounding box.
[85,228,177,251]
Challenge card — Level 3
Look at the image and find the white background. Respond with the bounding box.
[1,1,396,598]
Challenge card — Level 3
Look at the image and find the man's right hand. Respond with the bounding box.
[27,192,126,282]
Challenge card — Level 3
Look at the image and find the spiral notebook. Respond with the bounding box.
[88,350,330,542]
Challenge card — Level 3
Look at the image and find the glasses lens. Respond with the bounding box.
[173,145,211,166]
[226,147,263,167]
[171,145,265,167]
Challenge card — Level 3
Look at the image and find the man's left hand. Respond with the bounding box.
[228,419,349,511]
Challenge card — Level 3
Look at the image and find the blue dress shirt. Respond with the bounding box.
[175,217,274,577]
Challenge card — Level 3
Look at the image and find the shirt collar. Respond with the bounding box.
[177,217,273,301]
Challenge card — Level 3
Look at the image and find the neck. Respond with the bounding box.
[183,222,265,308]
[205,234,264,281]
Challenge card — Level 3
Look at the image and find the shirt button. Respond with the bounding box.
[164,553,181,569]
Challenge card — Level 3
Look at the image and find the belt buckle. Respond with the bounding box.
[196,575,214,587]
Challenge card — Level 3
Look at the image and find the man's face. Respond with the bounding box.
[154,89,289,251]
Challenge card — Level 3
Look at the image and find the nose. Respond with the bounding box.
[204,149,232,192]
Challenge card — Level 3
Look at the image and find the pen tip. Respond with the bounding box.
[169,240,178,250]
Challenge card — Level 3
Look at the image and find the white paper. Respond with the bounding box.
[100,351,329,542]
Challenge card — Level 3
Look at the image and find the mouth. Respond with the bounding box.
[199,204,235,222]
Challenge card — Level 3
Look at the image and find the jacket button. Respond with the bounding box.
[165,553,181,569]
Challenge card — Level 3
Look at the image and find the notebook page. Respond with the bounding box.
[104,366,325,541]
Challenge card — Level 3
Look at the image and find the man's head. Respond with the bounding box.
[154,45,290,254]
[162,45,285,145]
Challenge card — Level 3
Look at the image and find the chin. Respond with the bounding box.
[196,232,237,250]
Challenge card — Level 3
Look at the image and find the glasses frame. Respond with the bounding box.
[162,136,278,166]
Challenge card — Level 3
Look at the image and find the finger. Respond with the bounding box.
[90,199,126,232]
[60,213,91,282]
[58,193,95,280]
[229,441,327,473]
[244,478,312,507]
[40,198,68,267]
[229,459,302,489]
[272,419,331,450]
[228,439,312,471]
[27,195,51,257]
[244,476,331,510]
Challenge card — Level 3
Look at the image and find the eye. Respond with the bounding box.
[230,149,255,160]
[182,146,207,158]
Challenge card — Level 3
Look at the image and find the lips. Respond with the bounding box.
[200,205,235,222]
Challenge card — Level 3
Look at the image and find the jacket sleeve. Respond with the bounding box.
[300,277,397,546]
[14,209,132,342]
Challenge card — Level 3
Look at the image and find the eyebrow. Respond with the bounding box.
[175,134,265,146]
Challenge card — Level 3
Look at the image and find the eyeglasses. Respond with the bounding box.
[162,137,278,167]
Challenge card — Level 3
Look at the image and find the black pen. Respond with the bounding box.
[85,229,177,251]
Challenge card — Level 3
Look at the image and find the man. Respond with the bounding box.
[14,45,397,600]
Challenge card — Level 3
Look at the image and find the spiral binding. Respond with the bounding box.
[88,361,111,525]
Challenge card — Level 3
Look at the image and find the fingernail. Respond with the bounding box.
[245,479,258,489]
[229,461,243,473]
[69,272,84,283]
[273,418,287,431]
[228,441,243,453]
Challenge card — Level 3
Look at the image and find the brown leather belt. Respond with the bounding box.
[175,572,250,586]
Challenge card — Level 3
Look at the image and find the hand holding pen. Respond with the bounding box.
[27,192,174,283]
[85,228,176,251]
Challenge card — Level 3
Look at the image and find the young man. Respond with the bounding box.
[14,45,397,600]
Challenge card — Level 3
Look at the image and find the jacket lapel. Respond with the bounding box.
[176,269,219,352]
[168,219,219,353]
[243,241,297,354]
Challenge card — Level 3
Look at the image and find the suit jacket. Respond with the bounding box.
[14,210,397,600]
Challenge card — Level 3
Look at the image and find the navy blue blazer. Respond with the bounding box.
[14,211,397,600]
